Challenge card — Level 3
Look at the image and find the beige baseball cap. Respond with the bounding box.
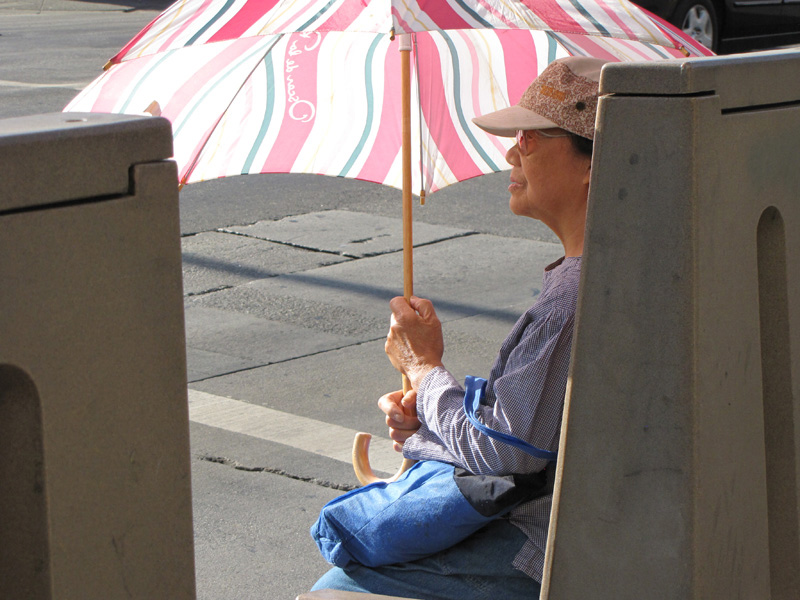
[472,56,610,140]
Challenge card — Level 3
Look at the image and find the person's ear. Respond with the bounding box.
[582,158,592,186]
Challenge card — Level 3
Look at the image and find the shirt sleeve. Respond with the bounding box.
[402,308,574,476]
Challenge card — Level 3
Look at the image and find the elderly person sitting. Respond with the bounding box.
[312,56,609,600]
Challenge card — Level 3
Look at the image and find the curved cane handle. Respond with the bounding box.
[352,432,416,485]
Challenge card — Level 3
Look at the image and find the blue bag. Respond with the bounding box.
[311,376,556,568]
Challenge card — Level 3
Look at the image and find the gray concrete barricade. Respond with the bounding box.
[0,113,195,599]
[544,50,800,599]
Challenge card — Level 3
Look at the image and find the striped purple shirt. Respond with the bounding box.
[403,256,581,582]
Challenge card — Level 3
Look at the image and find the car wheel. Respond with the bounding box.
[673,0,719,51]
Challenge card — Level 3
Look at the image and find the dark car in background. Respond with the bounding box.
[634,0,800,53]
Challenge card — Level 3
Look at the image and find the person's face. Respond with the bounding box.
[505,128,592,234]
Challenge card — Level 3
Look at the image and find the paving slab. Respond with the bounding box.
[182,231,349,296]
[184,306,357,383]
[191,456,338,600]
[187,283,389,340]
[185,347,264,384]
[222,210,473,258]
[190,234,559,335]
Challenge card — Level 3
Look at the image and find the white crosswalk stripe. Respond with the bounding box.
[0,79,91,90]
[188,389,400,475]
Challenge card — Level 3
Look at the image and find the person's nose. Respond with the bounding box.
[506,144,521,167]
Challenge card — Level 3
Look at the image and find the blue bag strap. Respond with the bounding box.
[463,375,557,462]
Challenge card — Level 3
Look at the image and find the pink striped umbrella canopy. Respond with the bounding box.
[64,0,714,483]
[65,0,712,195]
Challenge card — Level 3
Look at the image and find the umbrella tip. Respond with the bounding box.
[420,190,426,206]
[143,100,162,117]
[390,27,395,41]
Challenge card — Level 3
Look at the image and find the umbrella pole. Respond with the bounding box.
[400,33,414,388]
[352,34,417,485]
[401,35,413,301]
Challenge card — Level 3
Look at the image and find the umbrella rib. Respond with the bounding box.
[412,33,425,199]
[182,34,284,184]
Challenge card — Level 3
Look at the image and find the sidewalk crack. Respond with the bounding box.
[198,454,357,491]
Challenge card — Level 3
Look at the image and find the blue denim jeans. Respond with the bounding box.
[311,519,541,600]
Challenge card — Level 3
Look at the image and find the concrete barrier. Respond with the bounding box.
[0,113,195,598]
[544,50,800,599]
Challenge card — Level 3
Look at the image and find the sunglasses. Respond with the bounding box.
[515,129,570,154]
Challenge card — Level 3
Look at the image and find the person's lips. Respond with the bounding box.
[508,177,524,192]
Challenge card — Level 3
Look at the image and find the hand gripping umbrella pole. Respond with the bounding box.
[352,34,417,485]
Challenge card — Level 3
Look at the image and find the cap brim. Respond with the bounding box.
[472,106,559,137]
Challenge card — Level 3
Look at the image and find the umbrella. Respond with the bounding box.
[66,1,711,195]
[65,0,712,483]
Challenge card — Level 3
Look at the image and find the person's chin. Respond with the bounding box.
[509,195,527,217]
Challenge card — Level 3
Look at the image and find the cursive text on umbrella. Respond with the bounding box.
[285,32,321,124]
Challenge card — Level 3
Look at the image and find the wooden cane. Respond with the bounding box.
[352,33,417,485]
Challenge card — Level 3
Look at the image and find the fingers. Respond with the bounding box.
[408,296,437,321]
[389,296,413,320]
[378,390,418,425]
[389,296,439,323]
[378,388,420,451]
[389,426,417,449]
[386,415,419,432]
[401,388,417,411]
[377,389,405,424]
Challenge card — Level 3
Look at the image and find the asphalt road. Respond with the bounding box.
[0,2,562,598]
